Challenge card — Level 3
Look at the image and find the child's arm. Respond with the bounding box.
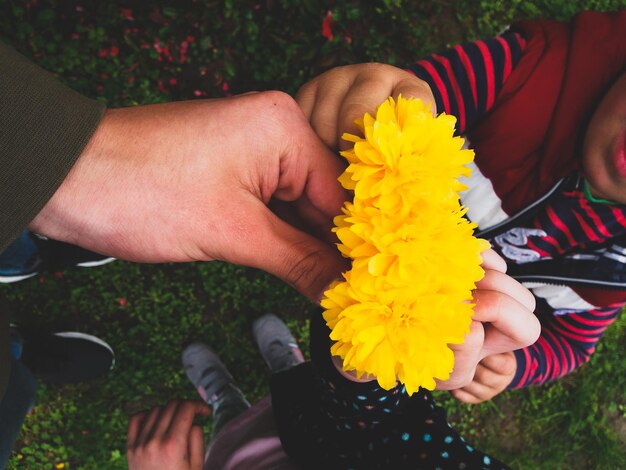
[509,304,623,388]
[407,30,525,134]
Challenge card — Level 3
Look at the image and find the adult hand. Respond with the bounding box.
[126,400,210,470]
[296,63,435,151]
[29,92,349,301]
[436,249,539,396]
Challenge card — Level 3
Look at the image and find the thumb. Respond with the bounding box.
[230,199,348,301]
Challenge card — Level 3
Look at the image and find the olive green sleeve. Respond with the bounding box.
[0,41,106,253]
[0,308,8,401]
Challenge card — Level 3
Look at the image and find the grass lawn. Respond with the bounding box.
[1,1,625,468]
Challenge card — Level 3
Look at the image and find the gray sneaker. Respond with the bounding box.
[182,342,250,435]
[182,342,238,405]
[252,314,305,373]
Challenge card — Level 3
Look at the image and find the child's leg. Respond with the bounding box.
[182,343,250,436]
[253,313,305,373]
[270,309,510,469]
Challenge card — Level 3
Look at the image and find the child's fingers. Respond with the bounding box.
[296,67,354,150]
[295,78,319,120]
[451,383,494,404]
[153,400,183,438]
[478,351,517,377]
[167,401,211,441]
[337,77,401,151]
[471,288,540,358]
[126,411,147,448]
[480,248,507,273]
[475,269,535,312]
[437,320,484,390]
[452,356,515,404]
[137,405,163,445]
[188,425,206,470]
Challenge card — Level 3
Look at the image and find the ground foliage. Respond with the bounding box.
[1,0,625,468]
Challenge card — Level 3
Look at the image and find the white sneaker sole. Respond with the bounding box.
[76,257,116,268]
[0,257,115,283]
[53,332,116,369]
[0,272,38,283]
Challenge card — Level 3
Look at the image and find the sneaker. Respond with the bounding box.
[0,230,41,282]
[0,230,115,283]
[18,329,115,384]
[182,342,251,435]
[252,314,305,373]
[182,342,240,405]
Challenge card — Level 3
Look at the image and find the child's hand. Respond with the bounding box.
[450,351,517,404]
[296,63,435,151]
[436,249,539,393]
[126,400,210,470]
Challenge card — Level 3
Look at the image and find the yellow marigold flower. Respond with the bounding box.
[322,96,489,395]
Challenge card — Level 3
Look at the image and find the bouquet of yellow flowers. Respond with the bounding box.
[321,96,489,395]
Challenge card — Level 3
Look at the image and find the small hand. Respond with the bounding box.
[451,351,517,404]
[126,400,211,470]
[296,63,435,152]
[436,249,539,393]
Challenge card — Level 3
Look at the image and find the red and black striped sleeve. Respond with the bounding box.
[406,30,525,134]
[509,304,623,388]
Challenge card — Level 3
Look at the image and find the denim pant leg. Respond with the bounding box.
[0,358,37,469]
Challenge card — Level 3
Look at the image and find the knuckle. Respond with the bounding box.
[162,439,180,457]
[474,289,502,315]
[258,90,299,115]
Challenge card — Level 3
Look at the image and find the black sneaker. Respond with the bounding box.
[18,329,115,384]
[0,230,42,282]
[0,231,114,283]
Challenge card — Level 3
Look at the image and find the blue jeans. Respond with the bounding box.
[0,357,37,468]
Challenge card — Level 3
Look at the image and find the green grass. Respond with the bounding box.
[1,1,625,468]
